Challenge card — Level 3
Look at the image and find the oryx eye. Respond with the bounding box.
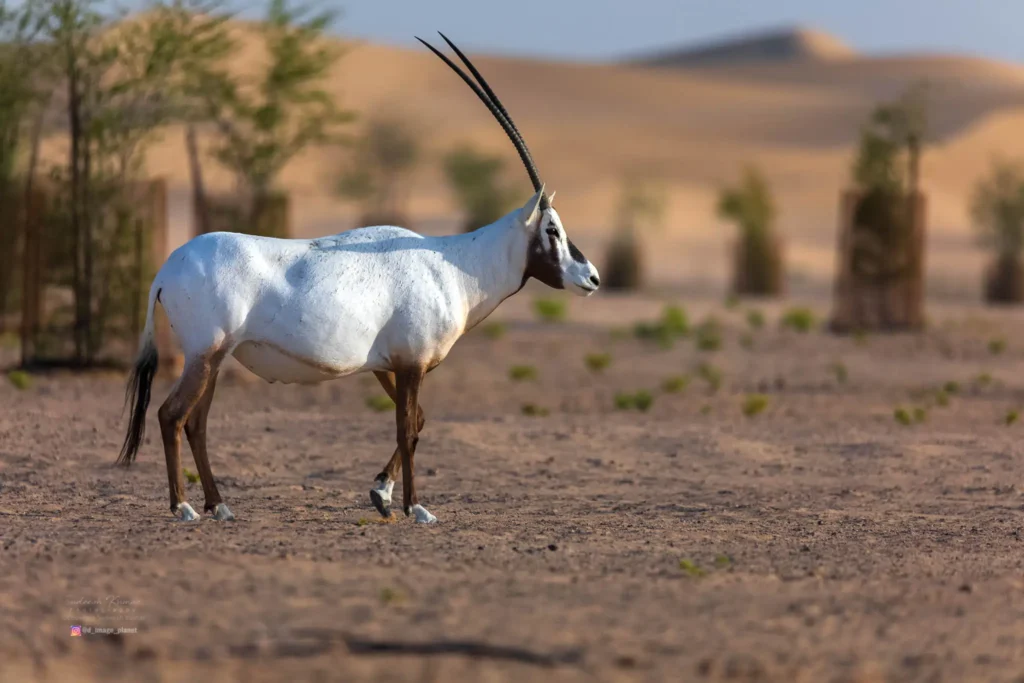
[545,226,559,237]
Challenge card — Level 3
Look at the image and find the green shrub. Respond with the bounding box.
[481,321,506,339]
[614,392,636,410]
[366,395,396,412]
[584,353,612,373]
[7,370,31,390]
[661,375,690,394]
[943,380,960,394]
[934,389,950,407]
[533,298,567,323]
[634,390,654,412]
[746,309,765,330]
[678,559,706,577]
[183,468,200,484]
[509,365,538,381]
[694,317,722,352]
[741,394,769,417]
[739,333,754,350]
[988,337,1007,355]
[912,406,928,423]
[975,372,994,388]
[780,306,816,333]
[698,363,723,393]
[661,305,689,336]
[1006,409,1020,426]
[894,407,912,426]
[521,403,549,417]
[830,361,848,384]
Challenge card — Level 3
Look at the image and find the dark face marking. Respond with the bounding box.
[522,228,564,289]
[567,239,587,264]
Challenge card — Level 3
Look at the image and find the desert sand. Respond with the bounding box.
[3,292,1024,682]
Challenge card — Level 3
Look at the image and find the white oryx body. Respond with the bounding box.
[155,202,595,385]
[118,33,601,526]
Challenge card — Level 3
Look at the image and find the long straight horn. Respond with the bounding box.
[417,35,548,207]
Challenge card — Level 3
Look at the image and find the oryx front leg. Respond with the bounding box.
[159,349,222,522]
[395,367,435,524]
[184,359,233,521]
[370,371,425,519]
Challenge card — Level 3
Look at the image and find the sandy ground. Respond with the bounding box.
[3,293,1024,682]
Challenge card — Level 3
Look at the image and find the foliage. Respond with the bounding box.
[365,394,395,412]
[481,321,506,339]
[584,352,612,373]
[971,158,1024,258]
[7,369,31,390]
[634,304,689,348]
[780,306,816,333]
[508,364,537,381]
[661,375,690,394]
[442,143,520,232]
[533,297,567,323]
[697,362,723,393]
[718,166,782,295]
[741,394,769,417]
[694,316,722,352]
[183,467,200,484]
[336,114,419,225]
[520,403,549,417]
[678,559,706,578]
[746,309,765,330]
[603,178,665,290]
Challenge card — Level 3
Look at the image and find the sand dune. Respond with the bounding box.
[126,25,1024,295]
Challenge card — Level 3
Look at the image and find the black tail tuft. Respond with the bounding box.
[117,341,159,467]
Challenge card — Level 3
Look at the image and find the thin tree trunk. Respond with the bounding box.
[186,125,210,235]
[67,46,86,366]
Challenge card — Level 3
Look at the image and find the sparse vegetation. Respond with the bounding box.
[603,178,666,290]
[746,309,765,330]
[614,392,636,410]
[509,365,538,381]
[913,406,928,423]
[443,144,520,233]
[365,395,395,412]
[183,468,200,485]
[975,372,994,388]
[830,361,849,384]
[698,363,724,394]
[661,375,690,394]
[694,317,723,352]
[971,158,1024,302]
[934,389,950,407]
[943,380,960,394]
[584,352,612,373]
[634,305,689,348]
[741,394,769,417]
[714,554,732,568]
[1006,409,1020,426]
[520,403,549,417]
[481,321,506,339]
[988,337,1007,355]
[634,390,654,412]
[533,297,567,323]
[678,559,706,578]
[894,407,913,426]
[379,587,401,604]
[780,307,816,333]
[718,166,784,296]
[7,370,31,390]
[337,114,419,226]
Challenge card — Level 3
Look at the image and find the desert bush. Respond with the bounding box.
[830,361,848,384]
[365,395,395,412]
[1006,409,1019,426]
[520,403,549,417]
[634,304,689,348]
[718,166,784,296]
[972,159,1024,303]
[602,179,665,290]
[741,394,769,417]
[7,369,31,390]
[694,317,722,352]
[661,375,690,393]
[337,114,420,226]
[508,365,538,381]
[481,321,506,339]
[678,559,706,578]
[893,407,912,426]
[183,467,200,484]
[989,337,1007,355]
[533,297,567,323]
[584,352,612,373]
[698,362,723,393]
[780,306,816,333]
[633,390,654,412]
[443,144,520,232]
[746,309,765,330]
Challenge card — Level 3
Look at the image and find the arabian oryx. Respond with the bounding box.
[117,33,601,524]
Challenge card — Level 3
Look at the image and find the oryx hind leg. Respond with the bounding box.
[370,371,426,519]
[159,345,227,521]
[184,353,233,521]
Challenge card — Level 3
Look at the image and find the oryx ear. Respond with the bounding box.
[547,191,556,204]
[519,185,545,229]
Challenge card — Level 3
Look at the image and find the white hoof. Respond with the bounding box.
[175,502,200,522]
[410,504,437,524]
[370,479,395,518]
[212,503,235,521]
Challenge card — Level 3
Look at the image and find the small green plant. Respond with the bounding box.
[934,389,950,407]
[988,337,1007,355]
[614,392,636,410]
[943,380,960,394]
[780,306,816,333]
[366,395,396,412]
[678,559,706,578]
[533,297,567,323]
[714,554,732,568]
[746,309,765,330]
[724,293,740,310]
[913,406,928,423]
[661,375,690,394]
[356,517,370,527]
[379,587,401,604]
[584,353,612,373]
[609,326,630,342]
[700,404,712,415]
[694,317,723,352]
[481,321,506,339]
[183,468,200,485]
[975,372,994,388]
[830,361,848,384]
[739,333,754,350]
[894,407,913,426]
[521,403,549,417]
[698,363,724,394]
[634,390,654,412]
[634,305,689,348]
[661,305,689,336]
[7,370,31,390]
[853,329,869,346]
[509,365,538,381]
[1006,409,1020,426]
[741,394,769,417]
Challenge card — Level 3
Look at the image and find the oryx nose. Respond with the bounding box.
[590,275,601,287]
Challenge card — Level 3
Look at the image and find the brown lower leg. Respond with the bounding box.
[395,367,425,514]
[184,371,223,512]
[159,355,215,512]
[374,371,425,484]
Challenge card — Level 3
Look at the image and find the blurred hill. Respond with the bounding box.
[70,20,1024,296]
[626,26,858,67]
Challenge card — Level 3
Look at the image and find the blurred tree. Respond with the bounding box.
[442,144,519,232]
[194,0,355,229]
[336,114,420,226]
[603,177,666,290]
[717,166,783,296]
[972,158,1024,302]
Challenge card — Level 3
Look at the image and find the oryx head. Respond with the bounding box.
[418,34,601,296]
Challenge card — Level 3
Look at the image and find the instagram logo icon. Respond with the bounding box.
[70,625,82,637]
